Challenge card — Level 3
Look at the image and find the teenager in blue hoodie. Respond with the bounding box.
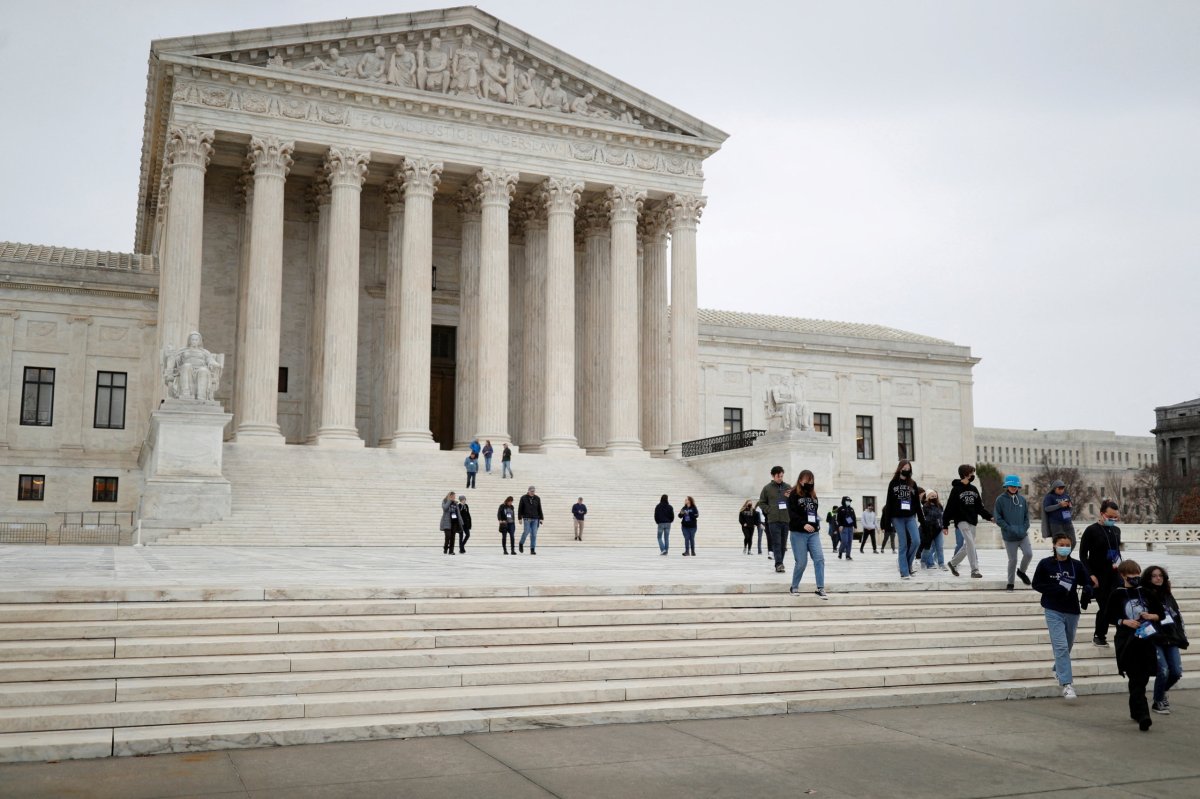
[994,475,1032,592]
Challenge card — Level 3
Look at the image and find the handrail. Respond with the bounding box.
[682,429,767,458]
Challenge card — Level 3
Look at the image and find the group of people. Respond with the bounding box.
[463,439,513,487]
[441,484,545,555]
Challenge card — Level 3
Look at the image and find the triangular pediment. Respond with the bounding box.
[151,6,727,145]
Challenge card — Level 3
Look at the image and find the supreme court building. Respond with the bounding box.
[1,8,979,527]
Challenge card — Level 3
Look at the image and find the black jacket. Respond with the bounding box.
[836,506,857,528]
[1031,555,1093,615]
[884,478,923,520]
[786,493,820,534]
[738,509,756,530]
[942,481,992,527]
[1079,522,1121,584]
[457,503,473,531]
[1149,590,1189,649]
[517,494,543,521]
[654,502,674,524]
[1106,585,1163,676]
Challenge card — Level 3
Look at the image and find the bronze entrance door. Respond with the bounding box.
[429,325,456,450]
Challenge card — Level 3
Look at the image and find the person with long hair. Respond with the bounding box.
[884,459,924,579]
[1106,559,1163,731]
[1143,565,1187,714]
[496,496,516,554]
[440,491,461,555]
[918,490,946,570]
[739,500,757,555]
[678,497,699,556]
[786,470,828,598]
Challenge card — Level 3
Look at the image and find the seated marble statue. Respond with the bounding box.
[163,331,224,402]
[357,46,388,82]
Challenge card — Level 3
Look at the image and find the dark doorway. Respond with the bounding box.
[430,326,456,450]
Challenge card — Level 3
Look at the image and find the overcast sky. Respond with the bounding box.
[1,0,1196,437]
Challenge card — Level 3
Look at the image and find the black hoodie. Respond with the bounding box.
[942,480,993,528]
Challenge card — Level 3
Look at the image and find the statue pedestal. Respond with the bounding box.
[138,400,232,540]
[685,429,838,499]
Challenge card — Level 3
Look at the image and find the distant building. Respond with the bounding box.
[973,427,1156,520]
[1152,398,1200,481]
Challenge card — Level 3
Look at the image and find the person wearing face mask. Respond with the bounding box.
[1032,532,1094,700]
[945,464,992,579]
[994,475,1032,593]
[1041,480,1076,547]
[835,496,857,560]
[884,459,925,579]
[1143,565,1187,715]
[1080,500,1123,647]
[786,470,828,598]
[1105,559,1163,731]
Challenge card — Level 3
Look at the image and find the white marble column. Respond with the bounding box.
[519,199,547,452]
[605,186,647,456]
[666,193,706,457]
[232,166,253,434]
[61,315,91,451]
[158,124,213,357]
[390,157,443,448]
[454,187,482,449]
[506,209,528,446]
[640,205,671,455]
[539,177,585,453]
[304,178,331,443]
[579,201,610,453]
[377,178,405,448]
[314,145,370,447]
[472,168,518,444]
[236,136,294,443]
[0,312,15,449]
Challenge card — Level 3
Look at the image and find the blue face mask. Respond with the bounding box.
[1055,546,1072,558]
[1128,576,1140,588]
[1104,518,1117,527]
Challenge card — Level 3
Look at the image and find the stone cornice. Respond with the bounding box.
[0,279,158,302]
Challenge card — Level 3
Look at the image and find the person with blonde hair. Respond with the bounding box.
[739,500,757,555]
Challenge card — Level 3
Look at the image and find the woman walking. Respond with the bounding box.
[785,469,827,598]
[1106,560,1163,731]
[884,459,924,579]
[1031,532,1094,701]
[919,491,946,570]
[497,496,516,554]
[739,500,757,554]
[482,440,494,474]
[440,491,462,555]
[1144,565,1187,714]
[678,497,699,556]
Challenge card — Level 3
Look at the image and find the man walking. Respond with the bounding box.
[571,497,588,541]
[517,485,543,554]
[1080,500,1122,646]
[945,464,994,579]
[836,496,857,561]
[654,495,674,555]
[994,474,1032,592]
[757,466,791,573]
[1042,480,1076,547]
[464,452,479,489]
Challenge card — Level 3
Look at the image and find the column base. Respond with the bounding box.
[604,441,650,458]
[666,443,684,459]
[540,437,585,457]
[313,427,364,448]
[234,425,286,445]
[387,438,441,452]
[519,443,544,455]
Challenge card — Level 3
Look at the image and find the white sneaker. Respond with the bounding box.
[901,575,911,580]
[939,565,949,571]
[1062,684,1077,700]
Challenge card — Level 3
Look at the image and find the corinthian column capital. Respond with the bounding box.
[641,202,671,238]
[582,199,609,236]
[540,177,584,217]
[400,157,443,198]
[475,168,519,207]
[605,185,646,223]
[166,124,214,170]
[383,177,405,214]
[248,136,295,179]
[455,185,482,219]
[324,146,370,189]
[666,193,706,230]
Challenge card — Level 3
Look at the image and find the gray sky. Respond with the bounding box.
[2,0,1197,437]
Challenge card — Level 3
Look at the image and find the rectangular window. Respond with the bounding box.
[897,417,915,461]
[856,415,874,460]
[723,407,743,435]
[18,475,45,501]
[278,367,289,394]
[92,476,119,503]
[20,367,55,426]
[813,412,832,436]
[94,371,127,429]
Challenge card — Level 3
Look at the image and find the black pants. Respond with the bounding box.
[460,528,471,552]
[501,523,515,552]
[1095,580,1116,639]
[880,529,896,552]
[767,522,789,566]
[466,472,476,488]
[741,525,755,549]
[1123,646,1157,722]
[860,528,877,552]
[828,528,838,552]
[443,528,456,553]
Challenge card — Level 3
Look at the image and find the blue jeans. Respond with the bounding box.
[657,523,671,553]
[756,524,765,554]
[501,461,512,478]
[790,531,825,590]
[1154,644,1183,702]
[1044,608,1079,685]
[894,515,920,577]
[838,527,853,557]
[484,455,492,472]
[519,518,538,549]
[921,531,945,567]
[681,526,696,554]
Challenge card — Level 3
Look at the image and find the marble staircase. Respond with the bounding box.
[150,444,751,546]
[0,581,1194,762]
